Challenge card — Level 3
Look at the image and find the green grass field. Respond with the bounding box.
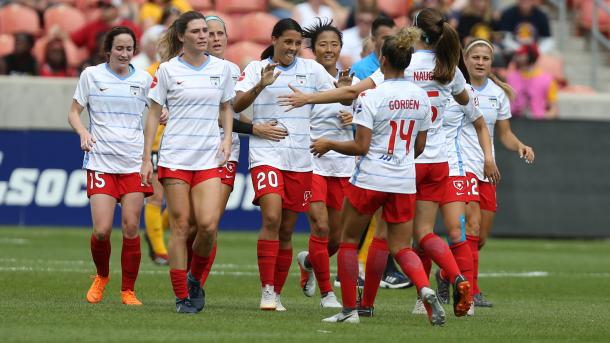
[1,227,609,342]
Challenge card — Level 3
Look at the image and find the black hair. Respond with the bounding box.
[303,18,342,52]
[103,26,137,57]
[381,27,420,70]
[371,16,395,37]
[261,18,303,60]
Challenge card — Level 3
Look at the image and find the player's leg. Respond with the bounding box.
[303,201,329,296]
[360,211,388,310]
[474,181,497,307]
[466,201,483,305]
[257,193,283,310]
[272,209,298,311]
[87,193,117,304]
[119,190,146,305]
[144,173,168,265]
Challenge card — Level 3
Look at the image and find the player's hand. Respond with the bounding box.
[140,160,153,186]
[310,138,331,158]
[484,159,501,185]
[260,63,281,87]
[277,85,307,111]
[338,111,353,126]
[253,120,288,141]
[335,69,354,88]
[519,144,535,164]
[79,131,96,152]
[219,139,231,166]
[159,107,169,125]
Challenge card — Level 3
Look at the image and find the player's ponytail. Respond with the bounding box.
[260,18,303,60]
[381,27,420,70]
[158,11,206,62]
[489,73,514,100]
[414,8,460,84]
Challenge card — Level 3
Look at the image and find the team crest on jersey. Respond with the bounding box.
[151,76,158,89]
[489,97,498,109]
[453,180,465,191]
[295,74,307,86]
[304,191,312,202]
[355,103,362,114]
[226,163,234,173]
[210,76,221,87]
[130,86,141,96]
[238,71,245,81]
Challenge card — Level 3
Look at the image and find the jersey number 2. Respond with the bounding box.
[387,120,415,155]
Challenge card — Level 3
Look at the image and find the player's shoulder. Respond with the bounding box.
[224,60,241,74]
[131,66,153,83]
[81,63,106,78]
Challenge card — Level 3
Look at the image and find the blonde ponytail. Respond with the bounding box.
[489,73,514,100]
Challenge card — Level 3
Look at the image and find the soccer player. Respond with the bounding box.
[140,11,235,314]
[233,18,336,311]
[295,19,352,308]
[312,27,445,325]
[68,26,153,306]
[459,38,535,308]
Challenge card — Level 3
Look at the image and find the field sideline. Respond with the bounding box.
[1,227,609,342]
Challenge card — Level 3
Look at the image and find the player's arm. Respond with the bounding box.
[414,131,427,158]
[67,99,95,152]
[310,124,372,157]
[233,63,280,113]
[473,117,501,184]
[278,77,375,110]
[496,119,535,163]
[218,101,234,165]
[231,116,288,142]
[141,101,162,186]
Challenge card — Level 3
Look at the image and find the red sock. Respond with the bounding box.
[467,235,480,295]
[309,236,332,294]
[169,269,188,299]
[337,243,359,309]
[189,251,210,282]
[450,241,473,295]
[327,243,339,258]
[257,240,279,287]
[415,246,432,279]
[200,243,217,286]
[90,234,111,277]
[361,238,388,308]
[121,236,141,291]
[419,233,461,282]
[186,236,195,271]
[395,247,430,291]
[274,248,292,294]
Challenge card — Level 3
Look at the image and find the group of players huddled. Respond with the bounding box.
[68,8,535,326]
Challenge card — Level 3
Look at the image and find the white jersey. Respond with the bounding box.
[148,55,235,170]
[311,72,355,177]
[235,57,335,172]
[351,79,432,194]
[74,63,152,174]
[461,79,511,181]
[444,86,482,176]
[220,60,241,162]
[369,51,466,164]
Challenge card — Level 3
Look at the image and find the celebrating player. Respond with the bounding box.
[295,19,352,308]
[233,18,336,311]
[312,27,445,325]
[140,11,235,314]
[68,26,153,306]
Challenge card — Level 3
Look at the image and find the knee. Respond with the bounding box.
[171,216,191,238]
[261,212,281,232]
[92,230,111,241]
[197,220,218,238]
[312,222,329,238]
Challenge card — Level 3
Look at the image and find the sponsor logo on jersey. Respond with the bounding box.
[296,74,307,86]
[99,87,108,92]
[130,86,141,96]
[489,97,498,109]
[210,76,221,87]
[176,80,185,85]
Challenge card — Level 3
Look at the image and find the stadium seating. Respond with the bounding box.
[577,0,610,35]
[238,12,277,44]
[225,41,266,70]
[215,0,267,14]
[188,0,213,11]
[32,37,85,68]
[201,11,241,42]
[0,4,41,36]
[377,0,410,18]
[44,5,87,35]
[0,34,15,57]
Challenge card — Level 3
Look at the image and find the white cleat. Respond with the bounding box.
[322,309,359,323]
[320,291,342,308]
[275,294,287,312]
[467,303,475,316]
[420,287,446,326]
[260,285,276,311]
[412,297,427,315]
[297,251,316,297]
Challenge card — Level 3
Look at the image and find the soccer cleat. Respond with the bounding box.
[175,298,198,314]
[320,292,342,308]
[420,287,446,326]
[452,275,473,317]
[86,275,109,304]
[357,306,374,317]
[260,285,276,311]
[333,275,365,288]
[297,251,315,297]
[144,233,168,266]
[474,292,494,307]
[275,294,287,312]
[411,297,427,315]
[121,290,143,306]
[187,272,205,312]
[467,303,475,316]
[322,309,360,323]
[380,271,412,289]
[435,269,450,304]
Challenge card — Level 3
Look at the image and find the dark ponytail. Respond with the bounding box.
[414,8,461,84]
[260,18,303,60]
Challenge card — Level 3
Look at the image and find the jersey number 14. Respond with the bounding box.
[387,119,415,155]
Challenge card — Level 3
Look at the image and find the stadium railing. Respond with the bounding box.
[591,0,610,89]
[547,0,569,52]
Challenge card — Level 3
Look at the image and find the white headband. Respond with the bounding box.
[464,40,494,55]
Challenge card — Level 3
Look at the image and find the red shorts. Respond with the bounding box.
[478,180,497,212]
[157,166,219,188]
[311,174,349,210]
[345,183,416,224]
[251,165,312,213]
[441,175,478,205]
[218,161,238,188]
[86,170,153,199]
[416,162,449,202]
